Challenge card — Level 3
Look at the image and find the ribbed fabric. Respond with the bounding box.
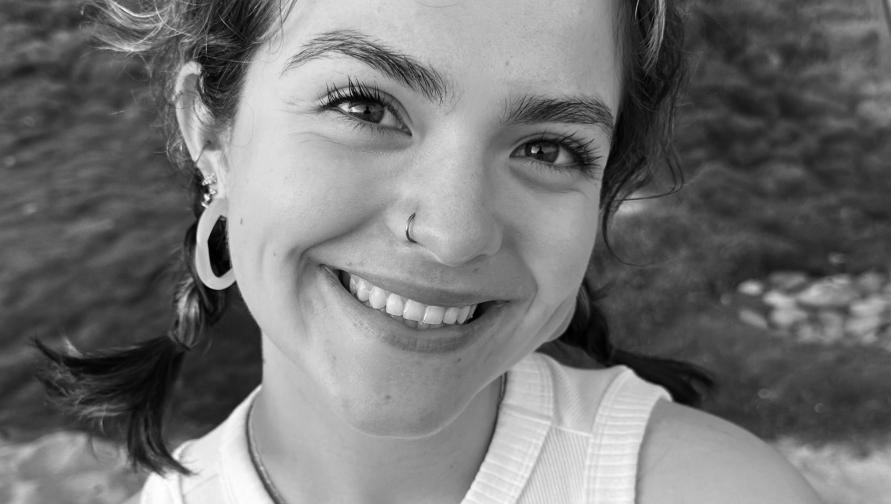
[462,355,552,504]
[140,353,669,504]
[586,370,669,503]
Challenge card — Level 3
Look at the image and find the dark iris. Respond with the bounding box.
[525,141,560,163]
[342,101,386,123]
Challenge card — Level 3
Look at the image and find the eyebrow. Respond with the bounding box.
[284,29,615,135]
[502,95,615,136]
[282,29,452,103]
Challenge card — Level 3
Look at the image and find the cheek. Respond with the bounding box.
[517,190,600,303]
[220,112,388,286]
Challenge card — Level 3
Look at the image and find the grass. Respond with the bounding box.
[2,0,890,452]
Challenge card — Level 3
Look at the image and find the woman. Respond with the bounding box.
[39,0,821,502]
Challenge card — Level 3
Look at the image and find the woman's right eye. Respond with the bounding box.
[337,100,385,123]
[332,99,403,130]
[322,79,409,134]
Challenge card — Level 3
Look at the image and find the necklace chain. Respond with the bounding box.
[246,374,508,504]
[247,401,289,504]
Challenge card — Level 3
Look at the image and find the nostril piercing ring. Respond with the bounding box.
[405,213,417,244]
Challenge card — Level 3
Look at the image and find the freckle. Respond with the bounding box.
[239,218,243,225]
[384,394,392,401]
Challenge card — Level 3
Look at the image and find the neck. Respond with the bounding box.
[251,341,504,504]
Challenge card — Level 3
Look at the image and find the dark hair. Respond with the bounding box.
[37,0,712,475]
[558,0,713,405]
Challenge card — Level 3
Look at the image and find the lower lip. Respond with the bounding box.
[319,265,499,354]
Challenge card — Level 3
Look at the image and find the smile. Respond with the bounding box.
[338,270,480,329]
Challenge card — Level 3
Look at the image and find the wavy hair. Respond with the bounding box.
[37,0,712,475]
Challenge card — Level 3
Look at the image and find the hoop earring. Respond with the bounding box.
[195,198,235,290]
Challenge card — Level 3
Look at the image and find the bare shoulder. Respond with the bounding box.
[637,401,823,504]
[121,492,141,504]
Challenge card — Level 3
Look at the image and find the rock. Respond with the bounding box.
[795,313,846,345]
[849,296,889,318]
[828,253,847,267]
[0,432,143,504]
[776,438,891,504]
[816,311,846,344]
[795,321,826,344]
[845,316,883,345]
[768,271,809,291]
[737,279,765,296]
[856,271,887,295]
[739,308,769,329]
[17,470,140,504]
[729,270,890,347]
[828,274,854,286]
[764,290,798,309]
[796,280,858,309]
[770,306,810,330]
[15,432,121,479]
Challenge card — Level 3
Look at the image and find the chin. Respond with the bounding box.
[338,391,468,440]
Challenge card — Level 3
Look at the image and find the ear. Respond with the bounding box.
[174,61,231,198]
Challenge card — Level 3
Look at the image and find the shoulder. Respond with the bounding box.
[638,401,823,503]
[122,493,141,504]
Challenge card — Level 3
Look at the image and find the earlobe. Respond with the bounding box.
[174,61,230,198]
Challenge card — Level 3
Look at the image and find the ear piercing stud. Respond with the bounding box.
[201,173,218,208]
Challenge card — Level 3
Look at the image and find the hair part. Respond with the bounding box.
[37,0,711,475]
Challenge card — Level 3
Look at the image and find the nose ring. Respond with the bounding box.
[405,213,417,244]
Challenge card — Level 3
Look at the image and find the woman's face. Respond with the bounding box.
[218,0,620,435]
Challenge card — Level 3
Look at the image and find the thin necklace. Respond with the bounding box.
[247,401,289,504]
[247,374,508,504]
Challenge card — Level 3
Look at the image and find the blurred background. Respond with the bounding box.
[1,0,890,502]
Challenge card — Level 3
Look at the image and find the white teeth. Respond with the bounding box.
[341,272,482,329]
[457,306,471,324]
[402,299,426,322]
[385,293,404,316]
[356,279,371,302]
[443,307,460,324]
[369,287,388,310]
[422,306,445,325]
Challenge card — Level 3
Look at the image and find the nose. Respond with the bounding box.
[395,147,503,267]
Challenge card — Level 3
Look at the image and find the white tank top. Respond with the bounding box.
[140,352,669,503]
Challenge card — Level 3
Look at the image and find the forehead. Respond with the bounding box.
[268,0,622,112]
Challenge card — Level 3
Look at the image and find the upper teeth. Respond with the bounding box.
[346,272,478,327]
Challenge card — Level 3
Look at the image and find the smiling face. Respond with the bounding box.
[203,0,621,436]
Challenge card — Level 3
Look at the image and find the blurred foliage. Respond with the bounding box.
[598,0,891,446]
[1,0,890,448]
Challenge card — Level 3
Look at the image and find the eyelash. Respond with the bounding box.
[319,78,602,175]
[320,78,407,134]
[524,132,603,177]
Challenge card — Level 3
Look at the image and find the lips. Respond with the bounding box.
[334,269,492,330]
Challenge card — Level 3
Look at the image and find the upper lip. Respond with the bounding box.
[330,266,507,308]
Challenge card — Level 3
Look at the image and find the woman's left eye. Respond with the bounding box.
[510,140,578,167]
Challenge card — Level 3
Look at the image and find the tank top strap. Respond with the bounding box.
[585,367,670,503]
